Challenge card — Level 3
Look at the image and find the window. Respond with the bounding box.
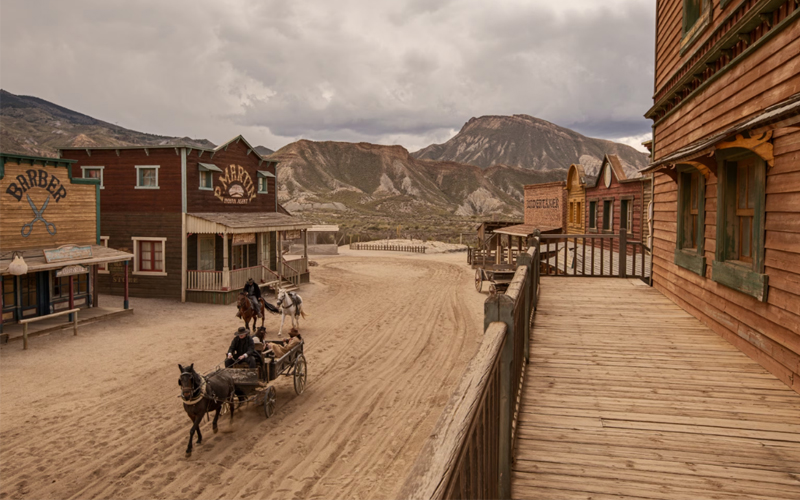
[620,198,634,234]
[577,202,582,228]
[135,165,159,189]
[681,0,712,53]
[713,152,767,301]
[3,276,15,311]
[51,271,88,300]
[602,200,613,232]
[81,166,104,189]
[569,202,574,223]
[198,234,215,271]
[258,176,268,194]
[588,201,597,230]
[683,0,703,33]
[675,168,706,276]
[98,236,110,273]
[200,170,213,190]
[132,237,167,275]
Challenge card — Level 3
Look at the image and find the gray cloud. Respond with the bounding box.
[0,0,654,152]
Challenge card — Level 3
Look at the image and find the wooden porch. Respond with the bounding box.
[513,278,800,499]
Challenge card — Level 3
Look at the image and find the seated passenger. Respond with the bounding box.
[226,327,257,369]
[267,331,301,358]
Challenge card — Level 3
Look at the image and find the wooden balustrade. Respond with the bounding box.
[187,270,224,291]
[540,228,651,279]
[349,242,426,253]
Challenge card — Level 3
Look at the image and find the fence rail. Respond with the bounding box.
[349,242,426,253]
[467,247,522,266]
[187,270,224,291]
[399,239,540,499]
[540,228,651,279]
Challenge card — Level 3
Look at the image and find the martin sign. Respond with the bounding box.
[214,164,256,204]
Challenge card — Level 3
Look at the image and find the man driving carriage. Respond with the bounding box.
[226,327,258,368]
[236,277,262,318]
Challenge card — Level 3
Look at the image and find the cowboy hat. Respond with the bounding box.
[235,326,250,336]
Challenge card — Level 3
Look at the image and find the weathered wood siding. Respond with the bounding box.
[186,140,277,213]
[651,126,800,393]
[566,168,585,234]
[96,213,182,299]
[585,172,647,254]
[654,2,800,159]
[1,160,97,251]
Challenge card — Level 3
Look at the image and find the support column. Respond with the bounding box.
[303,229,308,267]
[92,265,99,308]
[68,276,75,322]
[277,231,283,275]
[123,261,129,309]
[222,230,230,290]
[0,275,3,336]
[181,214,187,303]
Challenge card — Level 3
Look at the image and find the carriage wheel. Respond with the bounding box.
[263,386,277,419]
[474,269,483,292]
[293,354,307,395]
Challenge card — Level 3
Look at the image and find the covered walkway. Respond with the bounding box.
[513,278,800,499]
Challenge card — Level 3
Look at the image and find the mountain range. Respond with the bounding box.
[1,89,648,220]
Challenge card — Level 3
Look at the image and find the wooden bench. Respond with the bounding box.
[17,308,80,350]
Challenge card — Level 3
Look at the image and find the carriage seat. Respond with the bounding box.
[252,337,266,352]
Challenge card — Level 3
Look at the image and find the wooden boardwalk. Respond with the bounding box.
[513,278,800,499]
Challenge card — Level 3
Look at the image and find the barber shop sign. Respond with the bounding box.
[5,169,68,237]
[214,164,256,204]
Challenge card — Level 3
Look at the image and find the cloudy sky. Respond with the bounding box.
[0,0,655,152]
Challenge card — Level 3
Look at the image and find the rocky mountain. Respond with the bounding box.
[1,89,225,156]
[413,114,648,178]
[270,140,564,217]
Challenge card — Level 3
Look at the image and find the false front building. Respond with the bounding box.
[59,135,310,304]
[644,0,800,391]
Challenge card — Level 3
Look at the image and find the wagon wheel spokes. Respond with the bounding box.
[263,385,277,419]
[474,269,483,292]
[294,354,307,395]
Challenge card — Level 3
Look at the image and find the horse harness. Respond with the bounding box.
[181,375,207,405]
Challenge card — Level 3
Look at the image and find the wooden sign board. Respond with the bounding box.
[56,265,89,277]
[284,230,301,240]
[43,245,93,263]
[232,233,256,246]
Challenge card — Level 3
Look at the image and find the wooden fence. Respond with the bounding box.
[540,228,651,279]
[399,240,540,499]
[349,242,426,253]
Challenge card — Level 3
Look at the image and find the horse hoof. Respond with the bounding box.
[186,451,192,458]
[213,427,218,434]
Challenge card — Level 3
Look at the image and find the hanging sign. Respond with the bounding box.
[232,233,256,246]
[283,230,301,240]
[43,245,93,263]
[56,265,89,277]
[214,164,256,204]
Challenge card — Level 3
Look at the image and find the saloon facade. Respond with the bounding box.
[644,0,800,391]
[0,153,133,335]
[59,135,310,304]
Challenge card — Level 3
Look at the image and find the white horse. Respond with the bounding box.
[276,289,306,336]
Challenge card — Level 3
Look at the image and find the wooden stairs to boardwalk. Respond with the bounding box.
[513,277,800,499]
[263,279,298,292]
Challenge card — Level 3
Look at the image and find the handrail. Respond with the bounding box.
[18,307,80,350]
[281,259,300,288]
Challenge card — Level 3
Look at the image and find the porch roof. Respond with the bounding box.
[0,245,133,276]
[186,212,312,234]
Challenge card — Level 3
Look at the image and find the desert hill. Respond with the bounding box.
[412,114,647,178]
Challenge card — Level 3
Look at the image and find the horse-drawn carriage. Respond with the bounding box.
[474,265,517,294]
[225,335,307,418]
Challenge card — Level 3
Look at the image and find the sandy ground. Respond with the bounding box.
[0,248,485,500]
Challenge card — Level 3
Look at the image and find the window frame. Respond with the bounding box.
[681,0,712,54]
[712,149,768,302]
[132,237,168,276]
[258,175,269,194]
[601,198,614,234]
[197,234,216,271]
[81,166,105,189]
[619,196,635,235]
[674,166,707,276]
[98,236,110,274]
[135,165,160,189]
[199,170,213,191]
[588,200,598,232]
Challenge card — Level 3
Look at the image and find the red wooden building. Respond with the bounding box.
[59,135,310,304]
[643,0,800,391]
[584,154,652,253]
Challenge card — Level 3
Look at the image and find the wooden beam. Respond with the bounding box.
[759,13,773,29]
[737,33,751,48]
[247,149,252,156]
[750,114,800,136]
[115,149,120,157]
[715,131,774,167]
[85,149,91,157]
[680,154,717,178]
[198,150,204,157]
[144,148,149,156]
[174,147,179,156]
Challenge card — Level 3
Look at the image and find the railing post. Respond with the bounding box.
[517,250,533,365]
[23,323,28,350]
[485,293,515,500]
[619,228,627,279]
[73,310,78,336]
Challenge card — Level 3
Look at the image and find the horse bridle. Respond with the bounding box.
[277,292,292,308]
[180,370,205,404]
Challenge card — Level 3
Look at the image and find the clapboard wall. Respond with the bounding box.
[651,126,800,393]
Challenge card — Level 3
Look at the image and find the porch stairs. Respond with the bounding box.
[263,279,298,292]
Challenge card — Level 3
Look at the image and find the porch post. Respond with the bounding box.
[92,265,99,308]
[0,275,3,335]
[181,214,187,303]
[222,230,230,290]
[303,229,308,264]
[277,231,283,275]
[123,261,129,309]
[68,276,75,322]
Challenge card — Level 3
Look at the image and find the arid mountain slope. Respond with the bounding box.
[413,114,648,177]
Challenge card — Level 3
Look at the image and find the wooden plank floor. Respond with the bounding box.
[512,277,800,500]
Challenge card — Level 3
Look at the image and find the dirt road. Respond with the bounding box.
[0,249,484,499]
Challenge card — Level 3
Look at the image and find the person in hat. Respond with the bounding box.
[267,329,301,358]
[238,277,262,318]
[225,327,257,368]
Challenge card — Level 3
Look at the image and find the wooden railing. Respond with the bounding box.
[280,259,302,288]
[399,240,540,500]
[540,228,651,279]
[467,247,522,266]
[187,270,224,291]
[350,242,426,253]
[18,308,79,350]
[229,265,263,291]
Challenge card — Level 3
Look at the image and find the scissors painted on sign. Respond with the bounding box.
[21,194,57,237]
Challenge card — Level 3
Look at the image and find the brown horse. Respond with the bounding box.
[237,292,274,331]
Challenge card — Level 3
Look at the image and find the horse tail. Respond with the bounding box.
[300,309,307,319]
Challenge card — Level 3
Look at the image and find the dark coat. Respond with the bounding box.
[243,281,262,299]
[228,334,255,358]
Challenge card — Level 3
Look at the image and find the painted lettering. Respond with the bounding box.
[526,198,560,209]
[46,174,60,196]
[5,183,23,201]
[15,174,30,191]
[53,185,67,202]
[27,170,38,189]
[38,170,49,188]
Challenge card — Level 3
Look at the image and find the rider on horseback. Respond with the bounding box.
[237,277,262,318]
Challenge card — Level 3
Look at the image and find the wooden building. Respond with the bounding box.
[565,163,593,234]
[583,154,652,252]
[59,135,311,304]
[523,181,567,233]
[643,0,800,392]
[1,152,133,335]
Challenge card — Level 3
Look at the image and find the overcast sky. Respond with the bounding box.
[0,0,655,152]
